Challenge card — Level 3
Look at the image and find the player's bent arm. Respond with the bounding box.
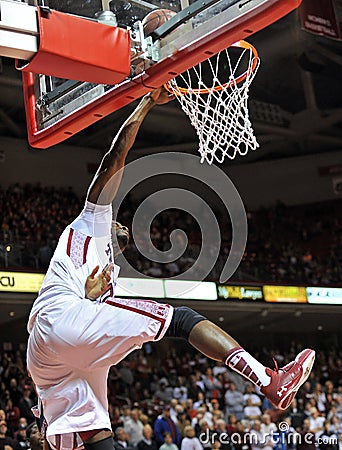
[87,87,173,205]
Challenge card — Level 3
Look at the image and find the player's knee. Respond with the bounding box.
[166,306,207,340]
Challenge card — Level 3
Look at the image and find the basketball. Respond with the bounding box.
[142,9,176,36]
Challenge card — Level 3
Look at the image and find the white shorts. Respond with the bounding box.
[27,295,173,447]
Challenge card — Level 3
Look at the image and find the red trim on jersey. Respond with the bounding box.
[66,229,74,256]
[83,236,91,264]
[105,298,167,340]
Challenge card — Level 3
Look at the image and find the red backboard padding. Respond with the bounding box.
[16,7,130,85]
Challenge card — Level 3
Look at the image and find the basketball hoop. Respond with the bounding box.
[165,40,260,165]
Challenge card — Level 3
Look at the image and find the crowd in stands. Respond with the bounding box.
[1,343,342,450]
[1,183,342,285]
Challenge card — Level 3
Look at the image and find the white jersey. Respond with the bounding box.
[28,201,119,332]
[27,201,173,449]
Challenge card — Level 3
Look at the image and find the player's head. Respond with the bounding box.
[112,221,130,256]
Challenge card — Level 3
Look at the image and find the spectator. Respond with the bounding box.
[296,419,316,450]
[330,415,342,435]
[202,368,222,403]
[173,378,188,403]
[15,420,27,434]
[214,419,230,450]
[243,384,262,408]
[188,376,205,402]
[124,409,144,447]
[198,405,213,428]
[193,393,206,411]
[313,384,326,414]
[261,414,277,436]
[26,423,43,450]
[225,383,244,421]
[15,425,29,450]
[286,399,305,430]
[114,427,135,450]
[309,408,325,438]
[7,381,21,409]
[18,388,34,425]
[250,419,274,450]
[110,405,124,432]
[159,432,179,450]
[0,421,20,450]
[243,398,262,421]
[4,400,19,434]
[153,382,173,404]
[197,420,214,450]
[232,421,252,450]
[212,437,221,450]
[318,420,339,450]
[137,425,158,450]
[118,361,135,394]
[226,415,237,435]
[181,426,203,450]
[185,400,197,421]
[154,406,181,448]
[121,406,132,427]
[176,412,191,439]
[273,418,296,450]
[169,400,179,425]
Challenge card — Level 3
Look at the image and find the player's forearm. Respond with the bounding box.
[112,93,156,154]
[87,93,156,204]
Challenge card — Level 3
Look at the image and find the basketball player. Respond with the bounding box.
[27,87,315,450]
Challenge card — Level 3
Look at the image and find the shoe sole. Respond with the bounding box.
[278,349,316,410]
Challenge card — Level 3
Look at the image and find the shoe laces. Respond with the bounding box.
[273,358,296,374]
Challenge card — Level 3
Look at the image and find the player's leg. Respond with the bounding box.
[166,306,315,410]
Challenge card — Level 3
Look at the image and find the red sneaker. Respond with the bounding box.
[261,349,315,410]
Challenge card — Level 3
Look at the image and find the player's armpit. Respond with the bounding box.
[85,263,114,300]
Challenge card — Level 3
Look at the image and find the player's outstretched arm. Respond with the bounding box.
[87,87,174,205]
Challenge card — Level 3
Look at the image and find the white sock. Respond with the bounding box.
[225,347,271,387]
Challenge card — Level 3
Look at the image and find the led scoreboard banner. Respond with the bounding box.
[0,271,45,293]
[306,287,342,305]
[4,270,342,306]
[217,285,263,301]
[264,285,307,303]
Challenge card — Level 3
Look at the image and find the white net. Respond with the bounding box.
[166,41,260,165]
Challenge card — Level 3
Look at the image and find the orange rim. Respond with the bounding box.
[164,40,259,96]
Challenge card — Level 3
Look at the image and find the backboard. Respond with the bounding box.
[20,0,303,148]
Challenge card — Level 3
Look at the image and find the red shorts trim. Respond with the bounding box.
[79,430,103,442]
[105,298,169,340]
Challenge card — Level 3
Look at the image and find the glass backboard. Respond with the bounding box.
[20,0,303,148]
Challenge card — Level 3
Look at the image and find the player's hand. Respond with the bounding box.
[148,86,175,105]
[85,263,114,301]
